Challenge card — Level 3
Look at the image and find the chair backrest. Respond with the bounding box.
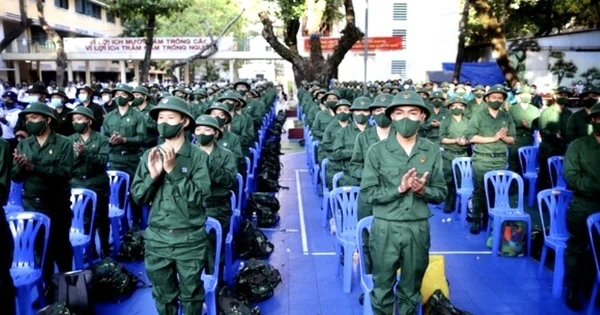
[483,170,524,212]
[202,217,223,278]
[356,216,374,277]
[236,173,243,213]
[452,157,474,190]
[537,189,572,241]
[586,213,600,275]
[518,146,539,175]
[548,156,567,189]
[7,181,23,206]
[312,140,320,166]
[329,186,360,236]
[70,188,98,235]
[7,211,51,269]
[249,148,257,174]
[106,170,130,210]
[244,156,251,178]
[332,172,344,190]
[321,158,329,190]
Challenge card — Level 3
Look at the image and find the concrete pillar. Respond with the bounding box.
[119,60,126,83]
[67,61,74,83]
[13,61,21,84]
[175,67,181,82]
[229,59,235,81]
[133,61,140,83]
[36,61,42,81]
[85,61,91,84]
[184,64,190,83]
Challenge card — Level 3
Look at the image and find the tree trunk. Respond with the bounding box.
[453,0,470,81]
[472,0,519,87]
[141,13,156,84]
[0,0,30,53]
[36,0,67,87]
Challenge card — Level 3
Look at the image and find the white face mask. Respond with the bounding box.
[101,95,111,104]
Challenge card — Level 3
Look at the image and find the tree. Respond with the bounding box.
[549,52,578,85]
[508,39,540,81]
[580,67,600,85]
[203,60,220,81]
[260,0,364,86]
[0,0,30,53]
[107,0,193,83]
[453,0,471,81]
[36,0,67,87]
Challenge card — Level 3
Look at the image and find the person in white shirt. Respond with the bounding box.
[1,91,22,149]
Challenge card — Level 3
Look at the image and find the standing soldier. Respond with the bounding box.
[76,85,105,131]
[508,85,540,174]
[464,85,487,119]
[439,97,470,213]
[565,85,599,143]
[12,102,74,287]
[131,96,211,315]
[537,86,573,191]
[361,91,447,315]
[420,91,449,143]
[103,84,147,228]
[562,102,600,311]
[465,84,516,234]
[0,137,14,314]
[69,106,111,258]
[132,86,159,150]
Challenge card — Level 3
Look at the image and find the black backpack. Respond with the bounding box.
[36,303,72,315]
[217,286,261,315]
[234,259,281,303]
[49,270,93,314]
[426,289,473,315]
[249,193,280,213]
[117,228,145,261]
[235,220,274,259]
[91,257,146,302]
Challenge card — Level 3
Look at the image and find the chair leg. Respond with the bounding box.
[110,217,121,256]
[342,246,354,293]
[16,286,33,315]
[552,247,565,298]
[538,245,548,278]
[363,291,373,315]
[491,218,503,256]
[459,195,468,226]
[527,179,536,207]
[72,244,84,270]
[335,243,342,276]
[205,290,217,315]
[588,280,599,315]
[322,193,329,228]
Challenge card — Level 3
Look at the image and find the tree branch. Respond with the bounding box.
[36,0,67,86]
[0,0,31,53]
[326,0,364,68]
[259,11,306,68]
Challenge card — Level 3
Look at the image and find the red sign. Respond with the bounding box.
[303,36,403,52]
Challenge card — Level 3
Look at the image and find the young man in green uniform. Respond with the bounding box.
[131,96,211,315]
[12,102,74,286]
[132,86,159,150]
[465,84,516,234]
[206,102,246,179]
[361,91,447,315]
[312,91,341,143]
[218,91,254,157]
[565,85,599,143]
[562,102,600,311]
[439,97,470,214]
[420,91,449,143]
[69,106,111,257]
[537,86,573,191]
[305,89,327,129]
[464,85,487,119]
[508,85,540,174]
[0,137,15,314]
[103,84,147,228]
[318,99,353,188]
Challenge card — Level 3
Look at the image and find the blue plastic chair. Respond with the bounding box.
[586,213,600,315]
[70,188,98,270]
[244,156,252,209]
[224,192,240,286]
[321,158,330,227]
[537,188,572,298]
[106,170,130,256]
[518,146,539,207]
[483,170,532,256]
[250,147,259,192]
[200,217,222,315]
[548,156,567,189]
[8,211,51,315]
[332,171,344,190]
[452,157,474,226]
[357,216,374,315]
[533,130,541,147]
[5,181,24,214]
[235,173,244,215]
[311,140,320,193]
[330,186,360,293]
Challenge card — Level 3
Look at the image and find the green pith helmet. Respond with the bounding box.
[429,91,446,100]
[580,85,600,97]
[320,90,341,103]
[192,89,208,97]
[233,80,251,91]
[587,103,600,123]
[195,114,220,130]
[157,91,172,102]
[205,102,233,124]
[416,88,431,97]
[132,86,149,96]
[370,93,393,109]
[350,96,372,111]
[473,84,486,92]
[218,90,243,103]
[67,106,95,121]
[386,90,431,119]
[485,84,508,99]
[447,96,467,107]
[554,86,574,96]
[19,101,58,122]
[149,96,195,129]
[332,99,352,112]
[112,83,133,96]
[440,81,450,88]
[517,85,534,95]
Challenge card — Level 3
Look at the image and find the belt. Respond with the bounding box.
[474,151,506,158]
[203,200,230,207]
[443,148,467,154]
[150,226,199,234]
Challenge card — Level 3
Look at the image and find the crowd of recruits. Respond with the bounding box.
[0,80,277,315]
[297,79,600,314]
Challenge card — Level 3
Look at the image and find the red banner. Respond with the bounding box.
[303,36,403,52]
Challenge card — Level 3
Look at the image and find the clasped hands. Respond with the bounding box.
[13,149,33,171]
[397,168,429,195]
[495,127,509,142]
[147,145,176,179]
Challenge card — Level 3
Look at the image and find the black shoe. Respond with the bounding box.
[470,222,481,235]
[565,289,582,311]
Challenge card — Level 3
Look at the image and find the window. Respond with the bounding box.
[107,12,115,23]
[75,0,102,19]
[393,3,408,21]
[75,0,85,14]
[54,0,69,9]
[392,29,407,49]
[391,60,407,77]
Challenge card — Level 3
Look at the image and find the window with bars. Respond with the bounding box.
[107,12,116,23]
[75,0,101,19]
[392,29,407,49]
[393,3,408,21]
[391,60,407,77]
[54,0,69,9]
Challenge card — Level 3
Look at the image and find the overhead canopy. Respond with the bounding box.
[442,62,505,86]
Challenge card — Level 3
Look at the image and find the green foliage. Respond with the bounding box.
[204,61,220,81]
[106,0,192,20]
[265,0,344,24]
[580,67,600,85]
[550,52,578,85]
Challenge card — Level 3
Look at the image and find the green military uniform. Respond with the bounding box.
[464,85,487,119]
[311,91,340,142]
[189,89,209,119]
[206,102,246,178]
[12,102,74,284]
[69,107,111,257]
[318,99,353,188]
[537,87,573,191]
[306,89,327,129]
[131,97,211,315]
[361,91,447,315]
[563,103,600,308]
[420,91,449,143]
[439,97,470,213]
[0,137,15,314]
[235,95,257,145]
[465,85,516,233]
[133,86,159,150]
[565,86,599,143]
[508,86,540,173]
[219,91,254,156]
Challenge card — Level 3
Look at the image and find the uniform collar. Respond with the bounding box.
[209,143,223,158]
[176,140,192,157]
[385,133,430,155]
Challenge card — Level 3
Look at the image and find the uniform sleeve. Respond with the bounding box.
[465,113,480,141]
[348,135,365,179]
[84,134,109,173]
[131,150,162,205]
[318,124,334,161]
[330,129,353,161]
[416,149,448,204]
[244,115,255,141]
[421,115,434,131]
[311,114,324,139]
[565,114,577,143]
[0,139,12,205]
[360,145,402,205]
[506,113,517,137]
[101,115,111,138]
[11,141,26,183]
[31,138,74,179]
[124,114,147,144]
[209,151,236,188]
[564,140,600,193]
[239,120,254,148]
[439,119,450,139]
[166,151,212,208]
